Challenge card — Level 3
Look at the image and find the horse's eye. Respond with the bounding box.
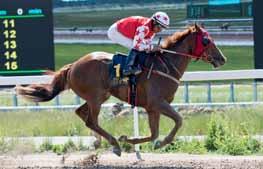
[202,36,210,46]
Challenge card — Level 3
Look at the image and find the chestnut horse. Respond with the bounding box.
[16,25,226,156]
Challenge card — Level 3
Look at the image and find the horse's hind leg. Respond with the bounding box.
[119,110,160,145]
[75,102,122,156]
[75,103,100,148]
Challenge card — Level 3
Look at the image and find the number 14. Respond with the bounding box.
[4,51,17,59]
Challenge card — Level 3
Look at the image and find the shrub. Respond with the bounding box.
[0,138,12,153]
[100,139,110,149]
[140,138,206,154]
[247,138,261,154]
[52,144,63,155]
[120,142,133,153]
[39,139,79,154]
[62,140,78,153]
[259,144,263,154]
[205,115,227,151]
[162,139,184,153]
[140,142,153,152]
[77,139,89,151]
[180,139,207,154]
[39,139,53,152]
[218,134,250,155]
[205,115,262,155]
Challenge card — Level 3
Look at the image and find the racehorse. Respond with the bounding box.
[16,24,226,156]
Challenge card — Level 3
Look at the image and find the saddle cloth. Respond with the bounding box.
[109,52,149,80]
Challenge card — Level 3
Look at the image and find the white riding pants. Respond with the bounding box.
[107,23,133,49]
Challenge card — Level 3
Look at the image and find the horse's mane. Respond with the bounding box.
[161,26,194,49]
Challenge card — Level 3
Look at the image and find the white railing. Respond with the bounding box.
[1,69,263,110]
[181,69,263,81]
[0,69,262,108]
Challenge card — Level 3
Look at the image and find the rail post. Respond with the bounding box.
[253,81,258,102]
[230,82,235,102]
[207,82,212,103]
[133,107,142,160]
[184,82,189,103]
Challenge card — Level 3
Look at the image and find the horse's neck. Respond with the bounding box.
[164,42,191,79]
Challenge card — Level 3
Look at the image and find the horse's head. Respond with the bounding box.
[162,24,227,69]
[190,24,227,68]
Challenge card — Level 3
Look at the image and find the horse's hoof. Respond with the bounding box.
[153,140,161,150]
[118,135,128,142]
[112,146,122,157]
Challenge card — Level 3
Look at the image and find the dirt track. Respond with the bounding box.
[1,152,263,169]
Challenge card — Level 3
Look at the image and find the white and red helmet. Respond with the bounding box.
[151,11,170,28]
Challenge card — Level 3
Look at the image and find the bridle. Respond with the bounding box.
[160,29,216,63]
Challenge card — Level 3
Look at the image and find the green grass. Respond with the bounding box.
[55,44,254,71]
[54,8,186,28]
[55,44,128,70]
[0,111,89,137]
[0,106,263,137]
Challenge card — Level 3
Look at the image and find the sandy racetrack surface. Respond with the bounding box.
[1,152,263,169]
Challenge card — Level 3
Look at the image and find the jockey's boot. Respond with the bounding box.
[123,49,142,76]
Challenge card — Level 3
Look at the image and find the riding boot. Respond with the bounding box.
[123,49,142,76]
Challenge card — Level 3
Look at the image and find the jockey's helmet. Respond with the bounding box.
[151,11,170,29]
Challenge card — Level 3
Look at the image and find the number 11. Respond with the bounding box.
[3,19,15,28]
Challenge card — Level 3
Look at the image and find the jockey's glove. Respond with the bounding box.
[151,45,161,52]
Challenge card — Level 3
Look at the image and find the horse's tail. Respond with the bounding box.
[16,64,72,102]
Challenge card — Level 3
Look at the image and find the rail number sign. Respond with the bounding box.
[0,0,54,76]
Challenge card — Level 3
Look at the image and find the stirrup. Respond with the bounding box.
[134,67,142,75]
[123,67,141,76]
[123,68,132,76]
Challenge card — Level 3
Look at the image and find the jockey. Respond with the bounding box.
[107,11,170,76]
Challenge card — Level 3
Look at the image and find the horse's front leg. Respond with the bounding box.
[119,110,160,145]
[150,100,183,149]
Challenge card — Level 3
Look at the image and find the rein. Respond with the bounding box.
[160,43,213,62]
[144,29,215,85]
[160,48,199,59]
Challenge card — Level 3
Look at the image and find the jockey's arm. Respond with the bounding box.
[133,26,153,52]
